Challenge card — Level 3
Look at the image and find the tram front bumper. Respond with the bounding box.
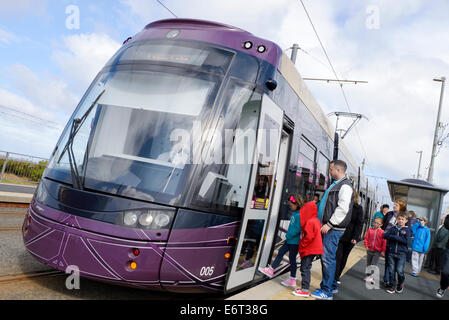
[22,204,165,290]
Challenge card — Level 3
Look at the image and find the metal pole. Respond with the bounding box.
[290,43,299,64]
[416,150,423,179]
[0,152,9,182]
[333,116,340,160]
[428,77,446,184]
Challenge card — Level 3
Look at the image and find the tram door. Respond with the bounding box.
[225,95,284,293]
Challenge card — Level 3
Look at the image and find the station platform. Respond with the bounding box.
[227,242,448,300]
[0,183,34,209]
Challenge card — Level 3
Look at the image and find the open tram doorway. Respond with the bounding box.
[224,95,288,293]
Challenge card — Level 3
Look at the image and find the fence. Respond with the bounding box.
[0,151,49,185]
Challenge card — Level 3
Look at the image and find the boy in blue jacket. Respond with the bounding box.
[383,212,410,294]
[411,217,431,276]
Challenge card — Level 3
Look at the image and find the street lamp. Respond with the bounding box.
[416,150,423,179]
[428,77,446,184]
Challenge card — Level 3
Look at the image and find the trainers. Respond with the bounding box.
[336,280,341,285]
[292,289,310,297]
[281,277,297,287]
[436,288,445,298]
[411,272,418,277]
[396,283,404,293]
[258,266,274,278]
[311,290,333,300]
[386,286,395,294]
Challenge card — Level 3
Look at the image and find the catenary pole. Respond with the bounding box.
[428,77,446,184]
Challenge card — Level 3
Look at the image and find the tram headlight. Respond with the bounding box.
[138,213,154,226]
[154,213,170,228]
[120,209,174,229]
[124,211,139,226]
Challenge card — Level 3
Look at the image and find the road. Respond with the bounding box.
[0,208,221,300]
[0,183,35,194]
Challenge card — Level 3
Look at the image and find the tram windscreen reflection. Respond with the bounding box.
[236,219,264,271]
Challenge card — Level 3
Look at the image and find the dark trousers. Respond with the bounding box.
[334,240,355,282]
[300,255,315,291]
[272,242,299,278]
[429,247,445,272]
[366,250,381,274]
[441,248,449,290]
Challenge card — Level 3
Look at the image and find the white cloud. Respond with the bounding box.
[0,28,19,44]
[51,33,121,93]
[0,0,47,19]
[6,64,79,114]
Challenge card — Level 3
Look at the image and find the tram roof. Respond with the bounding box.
[387,179,449,193]
[133,18,283,68]
[278,52,359,171]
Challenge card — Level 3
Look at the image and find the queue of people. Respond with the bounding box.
[258,159,449,299]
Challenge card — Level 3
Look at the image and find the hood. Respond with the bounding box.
[299,201,318,228]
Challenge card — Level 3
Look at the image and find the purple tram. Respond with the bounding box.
[23,19,373,293]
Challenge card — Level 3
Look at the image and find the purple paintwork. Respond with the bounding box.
[23,199,239,292]
[130,18,283,69]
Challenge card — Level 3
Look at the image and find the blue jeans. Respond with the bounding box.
[383,250,390,283]
[271,242,299,278]
[320,229,344,296]
[387,252,406,287]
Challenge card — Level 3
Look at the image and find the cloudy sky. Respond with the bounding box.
[1,0,449,211]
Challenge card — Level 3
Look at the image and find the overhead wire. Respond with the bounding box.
[156,0,178,18]
[0,105,63,130]
[298,0,371,171]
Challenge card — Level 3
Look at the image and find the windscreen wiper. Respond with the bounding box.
[57,88,106,190]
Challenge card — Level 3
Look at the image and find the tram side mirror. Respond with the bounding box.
[265,79,277,91]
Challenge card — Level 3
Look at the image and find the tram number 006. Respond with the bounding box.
[199,266,214,277]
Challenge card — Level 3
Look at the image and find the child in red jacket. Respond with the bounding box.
[363,217,387,283]
[292,201,323,297]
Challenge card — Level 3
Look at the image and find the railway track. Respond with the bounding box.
[0,227,23,231]
[0,270,64,284]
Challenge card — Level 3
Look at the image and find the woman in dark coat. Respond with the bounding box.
[333,190,364,288]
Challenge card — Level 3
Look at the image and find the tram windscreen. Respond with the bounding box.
[46,41,233,205]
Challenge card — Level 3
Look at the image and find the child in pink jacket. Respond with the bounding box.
[364,217,387,283]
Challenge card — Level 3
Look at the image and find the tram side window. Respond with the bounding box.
[191,81,262,215]
[316,152,330,192]
[294,136,316,201]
